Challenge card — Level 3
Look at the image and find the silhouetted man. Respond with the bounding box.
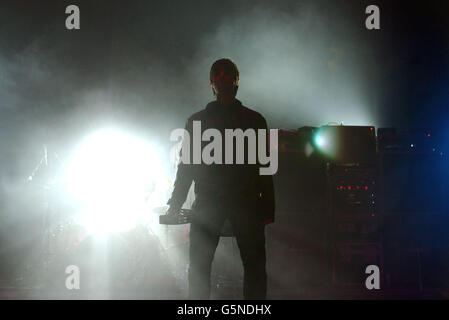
[166,58,275,299]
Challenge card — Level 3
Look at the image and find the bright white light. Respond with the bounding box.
[64,129,166,234]
[313,128,338,158]
[315,135,325,148]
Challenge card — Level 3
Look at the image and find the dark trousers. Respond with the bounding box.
[188,211,267,300]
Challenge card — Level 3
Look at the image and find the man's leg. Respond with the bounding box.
[232,218,267,300]
[188,219,221,299]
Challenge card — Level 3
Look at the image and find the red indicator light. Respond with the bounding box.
[340,186,343,189]
[370,127,374,131]
[348,186,351,190]
[427,133,430,137]
[365,186,368,190]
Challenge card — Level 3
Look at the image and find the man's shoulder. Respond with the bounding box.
[242,105,267,127]
[241,104,266,123]
[186,100,267,124]
[187,109,207,122]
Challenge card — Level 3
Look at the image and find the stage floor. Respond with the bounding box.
[0,285,447,300]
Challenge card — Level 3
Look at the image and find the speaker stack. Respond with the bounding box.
[378,128,449,291]
[268,125,449,295]
[322,126,383,288]
[268,128,329,292]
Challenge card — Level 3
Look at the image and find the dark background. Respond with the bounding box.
[0,0,448,172]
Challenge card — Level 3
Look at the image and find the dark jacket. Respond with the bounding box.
[167,98,275,225]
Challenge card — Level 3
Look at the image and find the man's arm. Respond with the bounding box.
[166,118,194,213]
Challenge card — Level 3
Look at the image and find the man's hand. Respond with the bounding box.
[160,206,182,225]
[166,206,180,217]
[160,206,190,225]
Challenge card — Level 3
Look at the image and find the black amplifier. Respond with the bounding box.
[327,164,377,216]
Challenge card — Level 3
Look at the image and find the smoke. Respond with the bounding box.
[0,0,412,288]
[0,1,385,167]
[186,1,383,129]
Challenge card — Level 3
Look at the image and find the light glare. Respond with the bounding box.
[65,129,165,234]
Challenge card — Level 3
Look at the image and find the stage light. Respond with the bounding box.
[315,135,325,148]
[64,129,166,234]
[312,127,338,159]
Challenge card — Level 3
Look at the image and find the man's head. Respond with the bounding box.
[210,58,239,99]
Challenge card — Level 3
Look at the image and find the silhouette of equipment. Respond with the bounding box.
[159,209,194,225]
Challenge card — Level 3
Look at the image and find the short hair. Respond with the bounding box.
[209,58,240,86]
